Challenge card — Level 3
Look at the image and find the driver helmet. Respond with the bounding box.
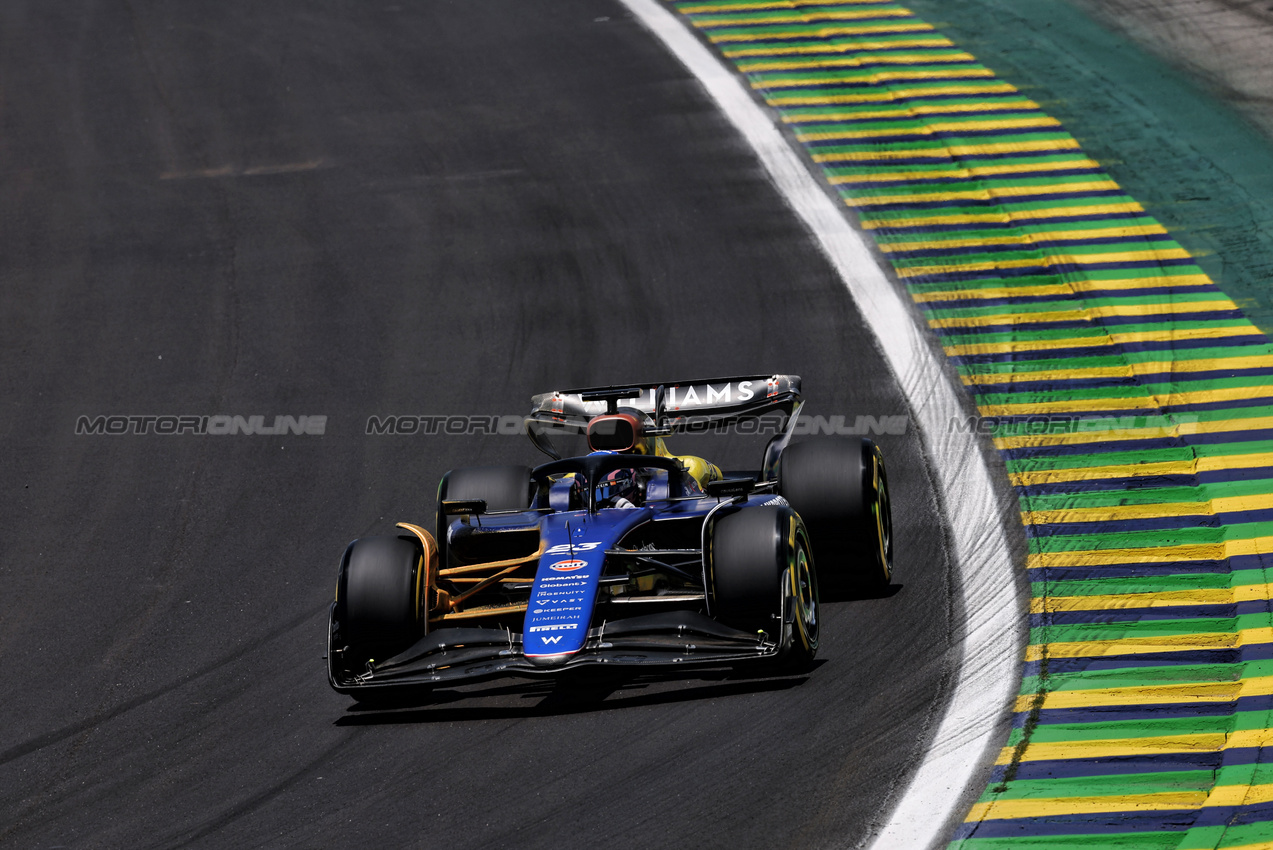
[597,467,643,508]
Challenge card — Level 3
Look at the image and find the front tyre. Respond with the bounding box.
[336,535,425,654]
[711,506,819,670]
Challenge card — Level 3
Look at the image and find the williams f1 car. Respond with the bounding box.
[327,375,892,699]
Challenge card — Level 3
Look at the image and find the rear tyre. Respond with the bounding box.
[711,505,819,670]
[778,438,892,588]
[434,465,532,565]
[337,535,425,652]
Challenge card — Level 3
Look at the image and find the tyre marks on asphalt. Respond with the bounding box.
[620,5,1019,846]
[141,729,368,850]
[659,1,1273,847]
[0,605,322,769]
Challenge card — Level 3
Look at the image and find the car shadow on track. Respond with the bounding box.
[820,580,903,604]
[333,662,824,725]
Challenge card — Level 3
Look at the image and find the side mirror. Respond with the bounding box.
[441,499,487,516]
[705,478,754,499]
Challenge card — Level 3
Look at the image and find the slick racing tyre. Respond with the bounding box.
[434,465,532,566]
[778,438,892,588]
[711,505,819,671]
[337,535,425,651]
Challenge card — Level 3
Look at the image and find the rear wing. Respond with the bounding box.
[525,375,803,462]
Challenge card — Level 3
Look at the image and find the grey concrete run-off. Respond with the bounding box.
[1071,0,1273,140]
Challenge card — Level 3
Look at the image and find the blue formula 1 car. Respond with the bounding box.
[327,375,892,700]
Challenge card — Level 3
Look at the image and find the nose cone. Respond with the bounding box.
[525,652,572,668]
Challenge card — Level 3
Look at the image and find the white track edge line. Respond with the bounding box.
[618,2,1023,847]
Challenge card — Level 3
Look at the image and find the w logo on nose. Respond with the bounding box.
[542,635,563,645]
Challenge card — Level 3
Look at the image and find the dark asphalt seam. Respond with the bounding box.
[958,651,1047,842]
[993,649,1046,794]
[141,728,368,850]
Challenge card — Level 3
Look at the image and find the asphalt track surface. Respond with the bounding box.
[0,3,971,848]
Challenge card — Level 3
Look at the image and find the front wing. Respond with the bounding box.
[328,610,780,695]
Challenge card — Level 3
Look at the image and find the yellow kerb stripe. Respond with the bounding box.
[855,179,1120,207]
[1023,491,1273,524]
[968,791,1209,821]
[722,39,954,57]
[887,221,1149,251]
[896,228,1170,254]
[996,727,1273,765]
[929,299,1236,330]
[777,83,1018,106]
[918,275,1209,303]
[996,413,1273,450]
[1013,678,1252,713]
[859,200,1141,227]
[943,324,1253,356]
[979,383,1273,417]
[803,116,1060,141]
[710,23,935,42]
[1024,536,1273,568]
[757,69,994,89]
[1030,584,1273,615]
[1022,501,1212,523]
[839,163,1093,185]
[903,246,1189,277]
[967,784,1273,821]
[964,354,1273,385]
[995,733,1228,764]
[1009,451,1273,486]
[679,1,899,12]
[785,100,1032,122]
[1023,627,1273,663]
[694,10,915,27]
[740,53,975,71]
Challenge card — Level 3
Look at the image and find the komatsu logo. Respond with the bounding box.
[537,577,584,588]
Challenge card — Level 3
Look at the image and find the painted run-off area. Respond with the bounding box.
[903,0,1273,341]
[664,0,1273,847]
